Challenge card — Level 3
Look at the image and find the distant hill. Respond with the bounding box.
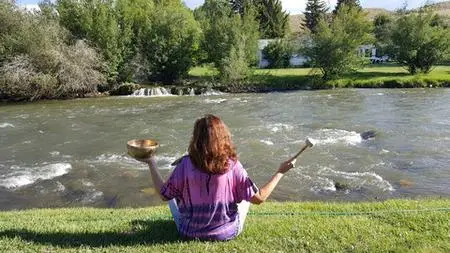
[289,0,450,36]
[427,1,450,17]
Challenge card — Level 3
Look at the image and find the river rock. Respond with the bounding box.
[110,83,141,95]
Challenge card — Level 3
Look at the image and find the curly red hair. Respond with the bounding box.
[188,114,237,174]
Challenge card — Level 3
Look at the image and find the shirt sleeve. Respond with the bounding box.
[160,157,185,200]
[234,160,259,203]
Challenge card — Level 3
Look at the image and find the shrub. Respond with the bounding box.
[55,40,106,96]
[0,55,57,101]
[0,2,106,101]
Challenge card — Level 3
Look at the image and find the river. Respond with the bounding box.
[1,89,449,210]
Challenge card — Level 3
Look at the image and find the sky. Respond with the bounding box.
[16,0,448,14]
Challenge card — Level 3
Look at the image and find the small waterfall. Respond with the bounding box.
[131,87,173,97]
[130,87,223,97]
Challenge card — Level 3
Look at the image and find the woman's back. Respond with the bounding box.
[160,156,257,241]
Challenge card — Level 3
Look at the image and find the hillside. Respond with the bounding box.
[427,1,450,17]
[289,0,450,35]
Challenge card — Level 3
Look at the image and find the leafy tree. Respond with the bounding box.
[373,14,392,43]
[195,0,259,80]
[195,0,234,66]
[255,0,289,38]
[262,40,293,68]
[303,0,329,34]
[333,0,361,15]
[388,10,450,74]
[373,14,393,57]
[139,1,200,82]
[56,0,123,81]
[115,0,154,82]
[230,0,287,38]
[303,5,372,80]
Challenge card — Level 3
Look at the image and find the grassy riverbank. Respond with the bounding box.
[1,199,449,252]
[189,65,450,91]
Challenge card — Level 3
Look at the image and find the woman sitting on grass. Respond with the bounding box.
[135,114,296,241]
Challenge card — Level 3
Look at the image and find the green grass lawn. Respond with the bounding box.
[189,65,450,90]
[1,199,449,252]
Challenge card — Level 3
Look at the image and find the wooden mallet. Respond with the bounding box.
[289,138,315,165]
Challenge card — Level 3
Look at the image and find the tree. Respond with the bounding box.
[303,5,372,80]
[388,10,450,74]
[229,0,250,16]
[195,0,259,80]
[195,0,236,66]
[255,0,289,38]
[303,0,328,34]
[262,39,293,68]
[333,0,361,15]
[140,1,200,82]
[115,0,154,82]
[373,13,393,57]
[230,0,288,38]
[56,0,123,81]
[373,14,392,43]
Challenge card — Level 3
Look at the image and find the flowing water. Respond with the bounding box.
[1,89,449,210]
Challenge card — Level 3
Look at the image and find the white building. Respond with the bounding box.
[258,40,389,68]
[359,44,390,63]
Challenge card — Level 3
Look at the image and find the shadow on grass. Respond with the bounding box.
[0,219,181,247]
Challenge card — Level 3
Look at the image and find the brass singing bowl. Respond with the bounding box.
[127,139,159,159]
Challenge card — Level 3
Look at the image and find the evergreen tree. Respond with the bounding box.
[303,0,328,34]
[333,0,361,15]
[229,0,250,16]
[255,0,289,38]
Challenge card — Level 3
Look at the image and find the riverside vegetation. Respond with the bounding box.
[188,65,450,92]
[0,199,448,252]
[1,0,449,101]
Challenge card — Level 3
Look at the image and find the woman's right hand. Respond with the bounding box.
[277,159,296,174]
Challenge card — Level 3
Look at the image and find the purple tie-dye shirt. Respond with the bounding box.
[160,156,258,241]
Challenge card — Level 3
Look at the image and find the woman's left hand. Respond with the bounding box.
[134,156,156,166]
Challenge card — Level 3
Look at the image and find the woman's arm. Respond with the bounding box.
[139,157,168,200]
[250,159,296,205]
[147,158,165,193]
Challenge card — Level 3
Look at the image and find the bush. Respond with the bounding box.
[0,41,105,101]
[0,55,57,101]
[0,2,106,101]
[55,40,106,96]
